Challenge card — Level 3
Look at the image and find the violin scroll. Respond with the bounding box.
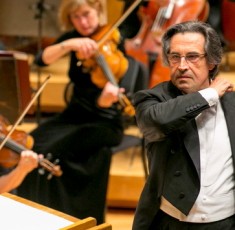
[38,157,63,179]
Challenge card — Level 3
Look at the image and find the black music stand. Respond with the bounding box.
[0,0,61,38]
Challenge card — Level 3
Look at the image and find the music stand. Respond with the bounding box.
[0,0,61,37]
[0,0,61,123]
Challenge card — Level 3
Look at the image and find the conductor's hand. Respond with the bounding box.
[210,77,234,97]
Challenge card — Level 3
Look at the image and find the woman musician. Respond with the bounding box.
[17,0,145,224]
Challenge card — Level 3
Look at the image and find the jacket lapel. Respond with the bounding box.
[221,93,235,157]
[169,83,201,177]
[183,121,201,177]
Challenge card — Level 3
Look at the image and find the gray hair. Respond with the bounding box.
[162,21,223,79]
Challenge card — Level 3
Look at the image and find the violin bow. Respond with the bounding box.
[0,75,51,151]
[97,0,143,46]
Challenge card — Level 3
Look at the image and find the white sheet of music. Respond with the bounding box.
[0,195,73,230]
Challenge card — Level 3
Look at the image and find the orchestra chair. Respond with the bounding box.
[64,56,149,179]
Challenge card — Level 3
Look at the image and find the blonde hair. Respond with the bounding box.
[58,0,103,31]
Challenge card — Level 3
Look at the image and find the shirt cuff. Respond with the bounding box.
[199,88,219,106]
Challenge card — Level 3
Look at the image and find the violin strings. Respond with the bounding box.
[153,8,168,33]
[0,133,61,175]
[95,54,135,116]
[95,55,118,86]
[39,158,56,168]
[96,55,128,105]
[0,134,26,154]
[152,8,163,31]
[152,2,175,33]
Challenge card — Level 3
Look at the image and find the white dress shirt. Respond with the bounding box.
[160,88,235,222]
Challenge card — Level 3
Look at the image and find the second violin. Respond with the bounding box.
[0,115,62,178]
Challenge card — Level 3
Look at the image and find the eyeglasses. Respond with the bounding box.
[167,53,207,65]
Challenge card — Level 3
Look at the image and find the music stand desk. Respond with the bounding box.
[0,193,101,230]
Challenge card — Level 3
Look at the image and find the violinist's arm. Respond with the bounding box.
[42,37,98,65]
[97,82,125,108]
[0,150,38,193]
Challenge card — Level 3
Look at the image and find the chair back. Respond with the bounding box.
[119,56,149,97]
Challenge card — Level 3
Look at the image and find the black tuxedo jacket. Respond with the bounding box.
[132,81,235,230]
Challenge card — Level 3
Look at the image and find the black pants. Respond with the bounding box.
[151,210,235,230]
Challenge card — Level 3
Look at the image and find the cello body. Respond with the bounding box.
[221,0,235,49]
[125,0,210,88]
[220,0,235,69]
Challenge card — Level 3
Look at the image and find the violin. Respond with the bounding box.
[95,52,135,116]
[77,25,135,116]
[0,115,62,178]
[76,25,129,89]
[76,0,143,116]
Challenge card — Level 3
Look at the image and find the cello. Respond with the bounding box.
[221,0,235,69]
[125,0,210,88]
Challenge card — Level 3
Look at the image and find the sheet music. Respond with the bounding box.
[0,195,73,230]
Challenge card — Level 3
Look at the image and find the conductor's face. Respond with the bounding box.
[168,32,215,94]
